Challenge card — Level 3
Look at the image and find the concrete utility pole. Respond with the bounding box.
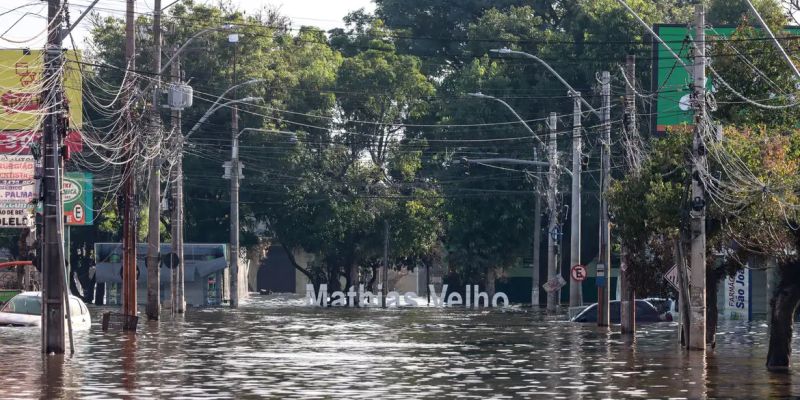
[170,46,185,313]
[121,0,138,330]
[532,147,542,308]
[546,113,559,313]
[382,221,389,307]
[569,92,583,308]
[620,56,636,334]
[689,1,707,351]
[229,34,241,308]
[145,0,162,321]
[597,72,611,327]
[41,0,66,354]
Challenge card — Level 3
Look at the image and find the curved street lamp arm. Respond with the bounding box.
[184,96,261,140]
[468,93,546,151]
[490,48,601,118]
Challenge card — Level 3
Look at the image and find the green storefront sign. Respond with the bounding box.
[63,172,93,226]
[652,24,800,134]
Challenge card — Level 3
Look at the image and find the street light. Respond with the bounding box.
[468,92,546,149]
[185,94,263,139]
[467,91,554,309]
[490,48,599,118]
[489,47,591,309]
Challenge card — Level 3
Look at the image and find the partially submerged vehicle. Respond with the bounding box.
[0,291,91,329]
[570,299,662,323]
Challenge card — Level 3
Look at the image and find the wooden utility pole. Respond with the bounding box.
[689,1,707,351]
[569,92,583,308]
[170,46,186,313]
[531,147,542,308]
[597,71,611,327]
[546,113,559,313]
[41,0,66,354]
[145,0,162,321]
[620,55,636,334]
[121,0,138,328]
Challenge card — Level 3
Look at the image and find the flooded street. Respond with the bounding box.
[1,296,798,399]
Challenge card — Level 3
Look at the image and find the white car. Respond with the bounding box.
[0,291,92,330]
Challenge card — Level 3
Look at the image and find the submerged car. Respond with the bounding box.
[570,299,661,323]
[0,291,91,329]
[644,297,679,322]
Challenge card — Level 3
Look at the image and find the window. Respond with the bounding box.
[1,295,41,315]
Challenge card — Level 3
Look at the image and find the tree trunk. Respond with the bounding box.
[486,268,497,302]
[349,263,359,307]
[766,264,800,372]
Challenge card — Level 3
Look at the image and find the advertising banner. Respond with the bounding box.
[0,154,34,181]
[0,49,82,132]
[0,206,33,227]
[0,130,82,154]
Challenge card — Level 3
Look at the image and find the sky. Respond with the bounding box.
[0,0,375,49]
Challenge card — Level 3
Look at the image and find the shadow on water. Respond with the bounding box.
[1,297,800,398]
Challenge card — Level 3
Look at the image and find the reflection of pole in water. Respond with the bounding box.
[122,333,137,393]
[41,354,65,399]
[685,351,707,399]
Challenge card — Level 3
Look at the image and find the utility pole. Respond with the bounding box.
[620,55,636,334]
[531,148,542,308]
[229,36,240,308]
[689,1,707,351]
[382,221,389,308]
[170,45,185,313]
[569,92,583,308]
[145,0,162,321]
[597,72,611,327]
[546,112,559,313]
[121,0,138,329]
[41,0,65,354]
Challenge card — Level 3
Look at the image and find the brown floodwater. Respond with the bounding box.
[0,295,798,399]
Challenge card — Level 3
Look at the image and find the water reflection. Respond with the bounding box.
[1,296,799,398]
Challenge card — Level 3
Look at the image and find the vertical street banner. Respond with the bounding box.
[724,268,750,321]
[63,172,93,226]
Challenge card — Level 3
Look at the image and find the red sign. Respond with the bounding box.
[571,265,587,282]
[0,130,82,154]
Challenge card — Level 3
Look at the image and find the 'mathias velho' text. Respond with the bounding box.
[306,284,510,308]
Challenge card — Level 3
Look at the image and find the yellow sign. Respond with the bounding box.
[0,49,82,131]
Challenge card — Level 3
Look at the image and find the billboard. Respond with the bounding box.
[651,25,800,134]
[0,49,82,133]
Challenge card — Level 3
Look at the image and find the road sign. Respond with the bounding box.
[542,275,567,293]
[663,264,691,291]
[571,264,587,282]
